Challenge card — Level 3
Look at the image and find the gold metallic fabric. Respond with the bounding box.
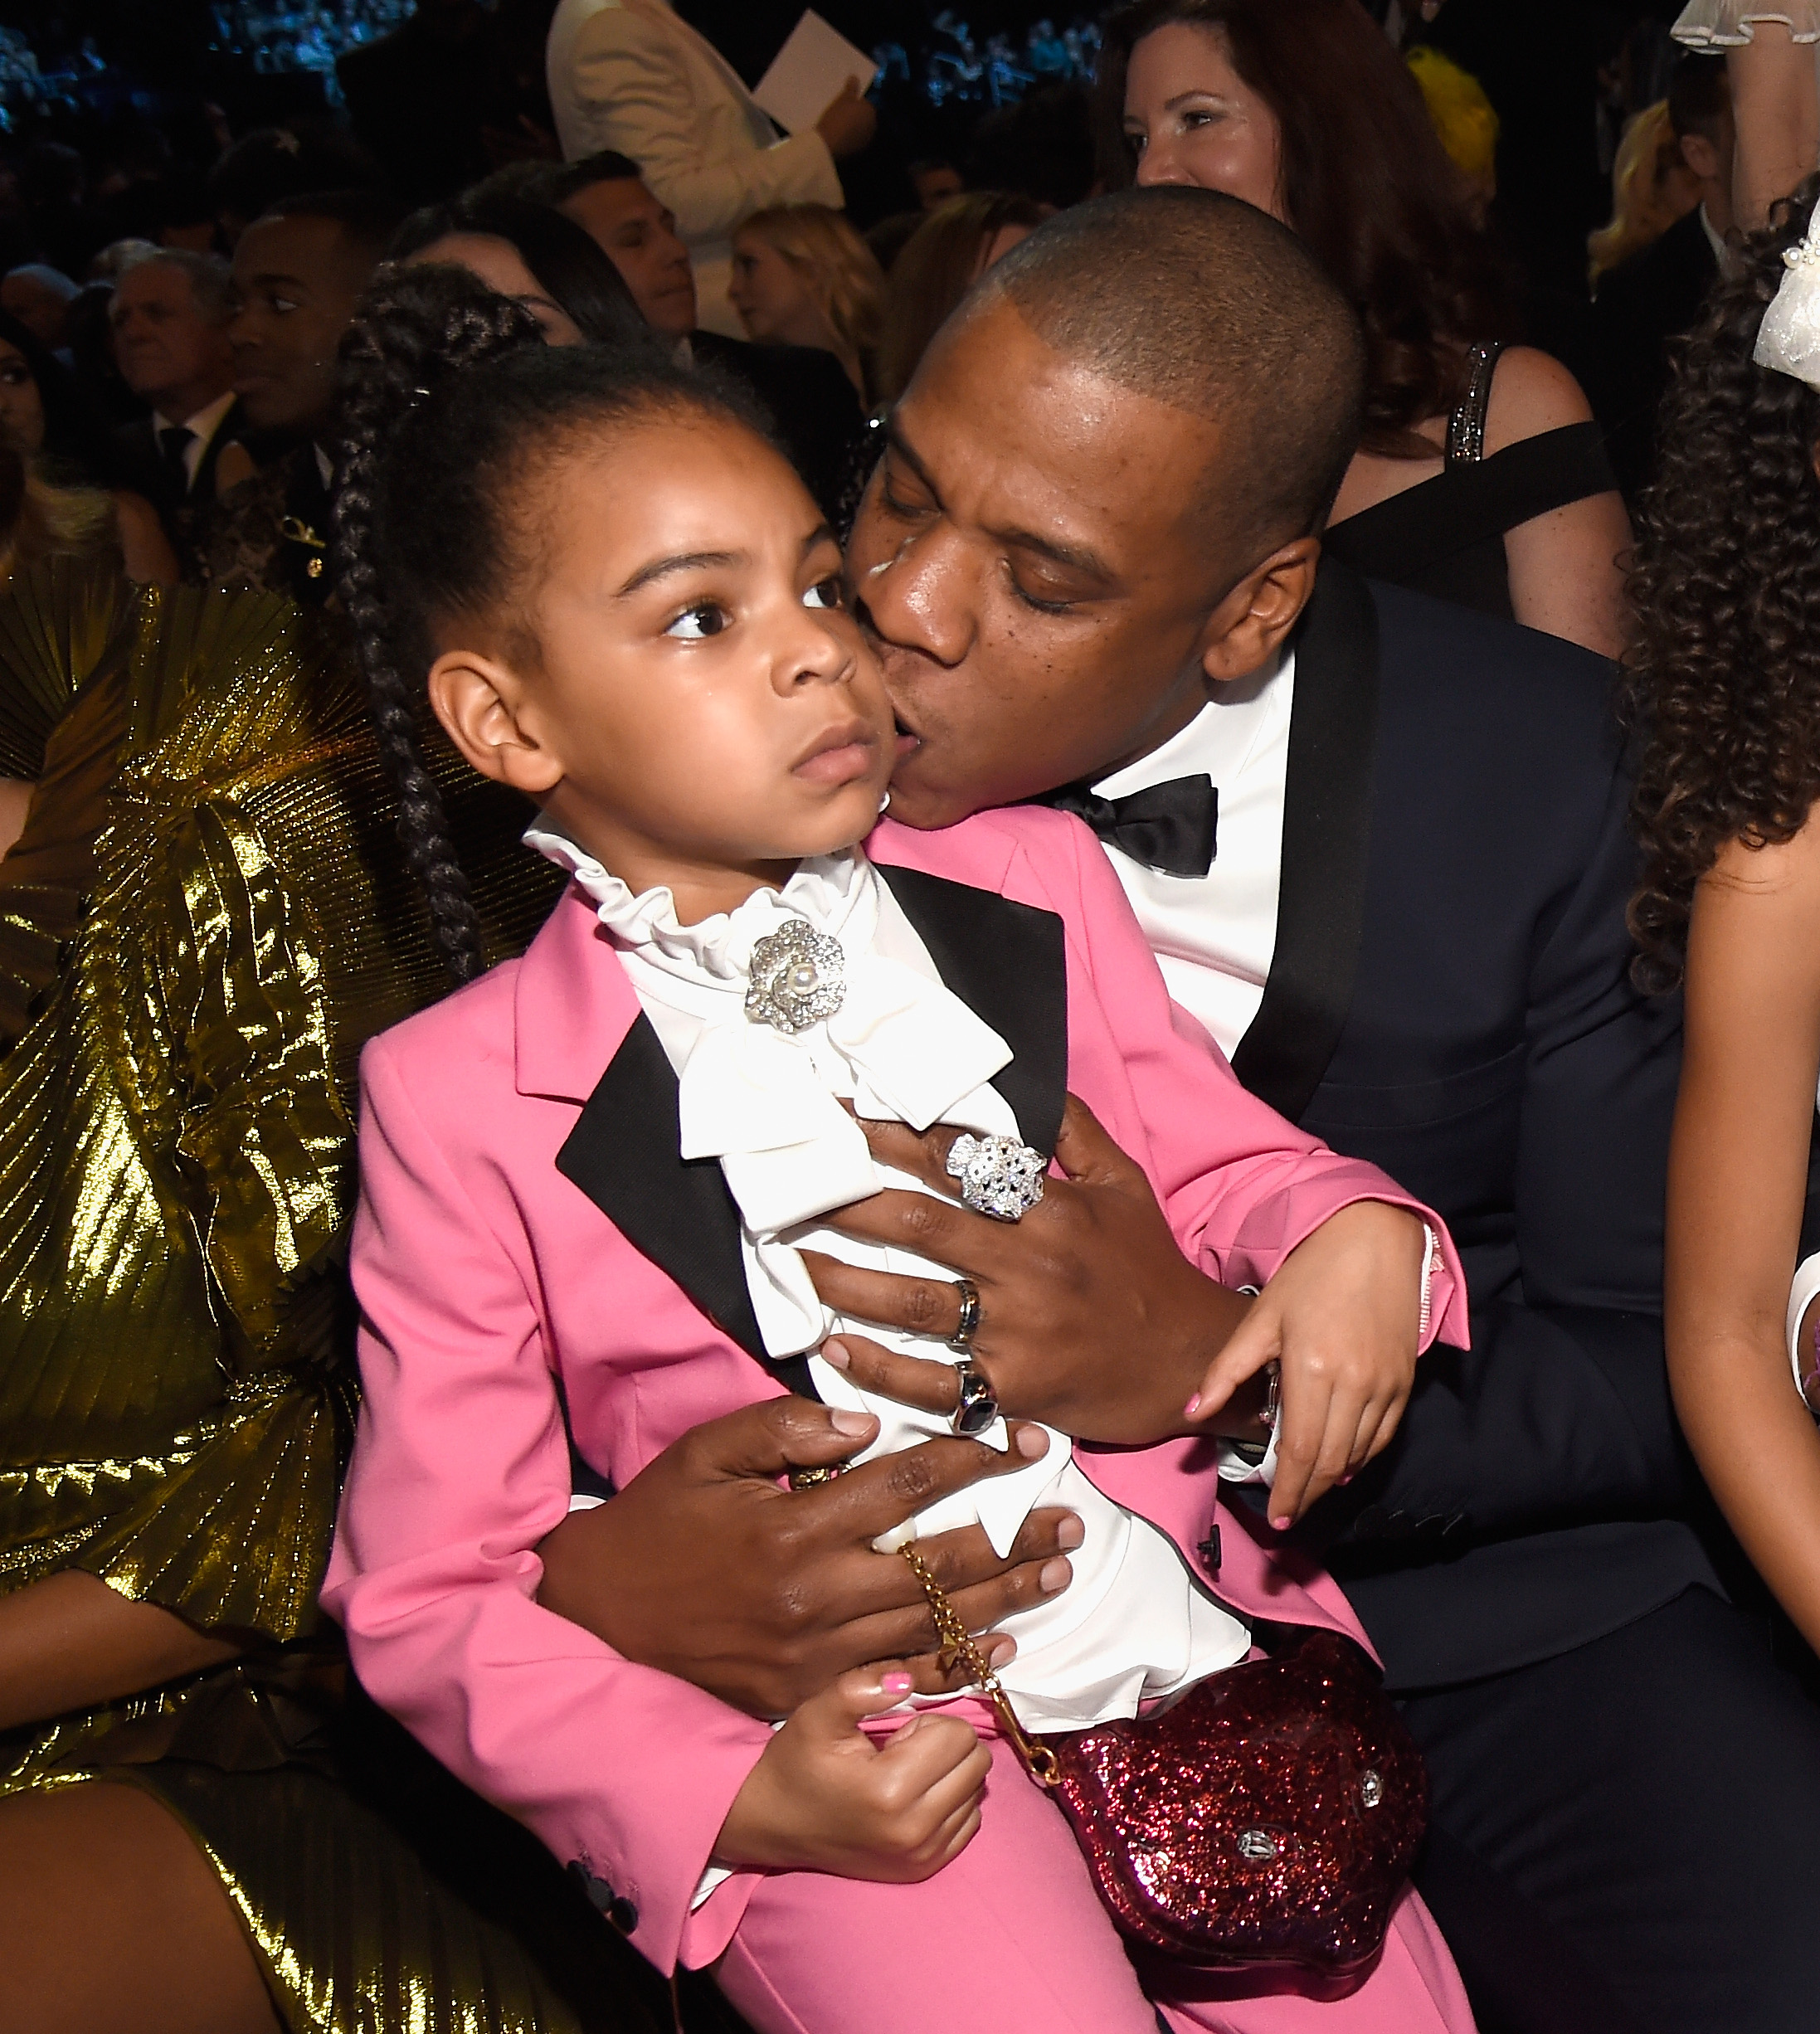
[0,562,668,2034]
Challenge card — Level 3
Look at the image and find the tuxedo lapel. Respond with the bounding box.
[556,1013,769,1362]
[1229,557,1379,1123]
[875,862,1068,1157]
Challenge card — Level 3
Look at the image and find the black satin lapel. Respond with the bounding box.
[1229,557,1379,1124]
[556,1014,767,1362]
[876,863,1068,1156]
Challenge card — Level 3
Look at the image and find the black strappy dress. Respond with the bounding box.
[1321,343,1620,624]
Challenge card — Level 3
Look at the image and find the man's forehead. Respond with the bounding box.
[235,216,353,283]
[570,179,659,226]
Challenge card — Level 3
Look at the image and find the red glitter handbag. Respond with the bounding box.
[902,1549,1428,1978]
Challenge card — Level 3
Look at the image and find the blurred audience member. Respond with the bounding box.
[873,191,1042,403]
[109,250,251,530]
[0,265,77,349]
[553,151,865,519]
[864,209,927,275]
[338,0,557,205]
[729,203,884,400]
[909,157,965,209]
[85,238,158,284]
[205,126,387,249]
[1407,45,1499,221]
[552,151,698,336]
[1103,0,1632,658]
[61,283,140,428]
[966,80,1097,210]
[197,191,399,600]
[1588,101,1705,290]
[392,192,649,347]
[1672,7,1818,230]
[545,0,874,335]
[0,308,174,582]
[1589,56,1734,501]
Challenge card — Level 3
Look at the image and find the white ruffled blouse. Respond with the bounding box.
[1672,1,1820,44]
[528,827,1248,1732]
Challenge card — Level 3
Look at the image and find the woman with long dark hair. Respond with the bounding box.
[1097,0,1632,657]
[1628,174,1820,1660]
[390,193,653,351]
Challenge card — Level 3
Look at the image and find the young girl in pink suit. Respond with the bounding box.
[322,272,1476,2034]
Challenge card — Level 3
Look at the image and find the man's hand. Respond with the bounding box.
[802,1095,1255,1445]
[815,77,877,159]
[535,1397,1080,1719]
[713,1666,988,1880]
[1188,1200,1426,1528]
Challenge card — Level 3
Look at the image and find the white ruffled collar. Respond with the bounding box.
[523,826,876,1001]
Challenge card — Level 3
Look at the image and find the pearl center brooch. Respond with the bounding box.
[744,917,846,1034]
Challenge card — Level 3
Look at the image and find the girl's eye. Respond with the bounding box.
[804,576,844,611]
[665,601,730,640]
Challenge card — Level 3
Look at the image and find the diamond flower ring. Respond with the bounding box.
[944,1131,1047,1222]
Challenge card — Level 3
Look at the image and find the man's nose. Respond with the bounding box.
[858,525,974,668]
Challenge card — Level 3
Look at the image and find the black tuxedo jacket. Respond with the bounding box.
[1240,560,1708,1690]
[113,398,244,522]
[1587,205,1720,503]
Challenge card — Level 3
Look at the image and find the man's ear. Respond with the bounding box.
[1681,132,1720,185]
[426,649,565,796]
[1197,537,1321,688]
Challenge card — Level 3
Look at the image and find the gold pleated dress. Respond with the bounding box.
[0,562,715,2034]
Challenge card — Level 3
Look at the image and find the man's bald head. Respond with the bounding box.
[961,186,1365,563]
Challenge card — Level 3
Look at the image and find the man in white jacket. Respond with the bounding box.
[547,0,875,335]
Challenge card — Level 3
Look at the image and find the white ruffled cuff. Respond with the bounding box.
[1673,2,1820,46]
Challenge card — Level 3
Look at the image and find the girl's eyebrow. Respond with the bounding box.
[617,549,742,596]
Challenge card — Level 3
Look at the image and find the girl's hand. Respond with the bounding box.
[712,1666,990,1881]
[1185,1201,1427,1529]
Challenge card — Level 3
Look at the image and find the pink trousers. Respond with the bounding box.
[714,1732,1477,2034]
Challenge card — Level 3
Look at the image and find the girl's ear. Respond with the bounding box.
[427,649,565,796]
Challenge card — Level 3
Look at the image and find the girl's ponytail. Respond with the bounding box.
[331,265,544,985]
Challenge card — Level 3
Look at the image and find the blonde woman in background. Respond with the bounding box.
[728,202,885,403]
[1589,101,1704,290]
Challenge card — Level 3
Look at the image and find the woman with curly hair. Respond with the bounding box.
[1628,173,1820,1655]
[1097,0,1633,657]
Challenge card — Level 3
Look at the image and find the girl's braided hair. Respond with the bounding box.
[1623,177,1820,993]
[330,261,762,985]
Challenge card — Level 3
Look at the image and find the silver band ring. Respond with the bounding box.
[949,1275,981,1353]
[951,1358,999,1438]
[945,1131,1047,1223]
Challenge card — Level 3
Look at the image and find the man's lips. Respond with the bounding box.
[792,722,878,785]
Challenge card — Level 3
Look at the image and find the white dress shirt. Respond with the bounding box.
[1091,650,1295,1060]
[151,389,236,491]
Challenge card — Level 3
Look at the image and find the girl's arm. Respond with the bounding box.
[1668,820,1820,1652]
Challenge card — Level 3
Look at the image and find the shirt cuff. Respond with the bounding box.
[1787,1252,1820,1401]
[568,1493,606,1512]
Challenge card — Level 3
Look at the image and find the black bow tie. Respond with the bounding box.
[1044,773,1218,878]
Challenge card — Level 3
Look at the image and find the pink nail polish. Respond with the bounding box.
[1182,1394,1201,1419]
[881,1671,912,1695]
[1271,1516,1291,1531]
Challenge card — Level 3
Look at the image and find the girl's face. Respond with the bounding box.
[1122,22,1287,222]
[431,416,896,918]
[0,340,45,456]
[728,235,832,354]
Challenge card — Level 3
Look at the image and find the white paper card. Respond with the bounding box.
[752,10,878,137]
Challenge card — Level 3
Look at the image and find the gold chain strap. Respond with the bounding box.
[900,1545,1060,1785]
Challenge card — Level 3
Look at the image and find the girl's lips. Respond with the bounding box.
[793,734,878,786]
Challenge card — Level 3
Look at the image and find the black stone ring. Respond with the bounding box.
[948,1274,982,1353]
[951,1358,999,1438]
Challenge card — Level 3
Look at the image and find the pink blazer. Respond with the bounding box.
[324,806,1467,1974]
